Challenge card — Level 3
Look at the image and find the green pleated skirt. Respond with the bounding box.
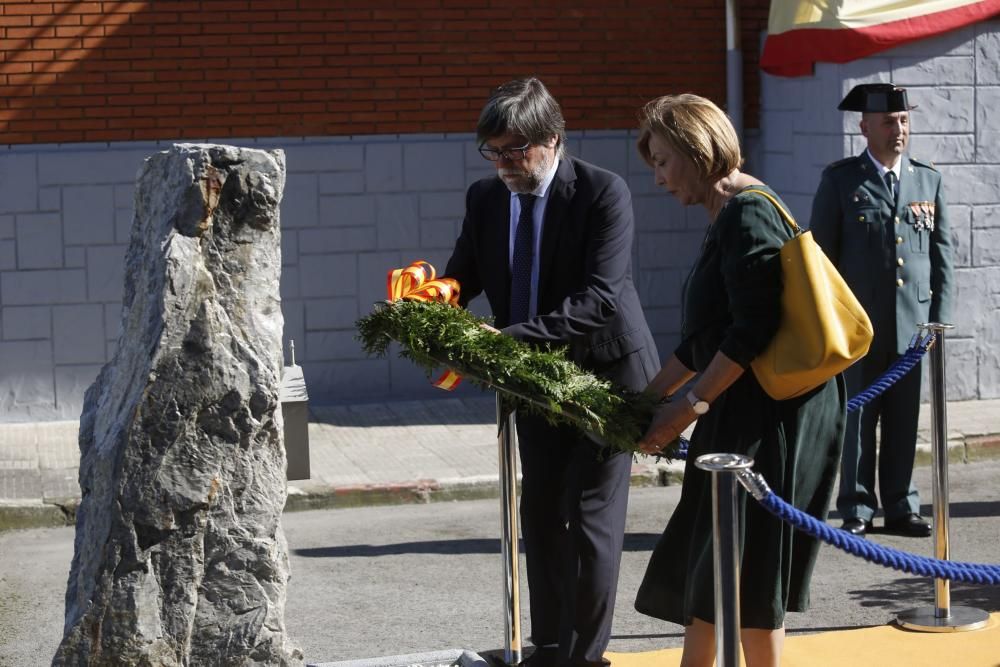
[635,372,846,629]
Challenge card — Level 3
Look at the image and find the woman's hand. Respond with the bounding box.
[639,399,696,455]
[479,322,501,334]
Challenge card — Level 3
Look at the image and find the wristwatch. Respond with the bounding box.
[686,390,710,415]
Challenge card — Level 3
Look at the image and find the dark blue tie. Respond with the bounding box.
[509,194,537,325]
[885,171,898,205]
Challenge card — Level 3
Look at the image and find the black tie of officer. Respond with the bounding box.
[885,170,898,205]
[509,194,537,325]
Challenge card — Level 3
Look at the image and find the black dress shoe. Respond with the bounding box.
[884,513,932,537]
[517,647,558,667]
[841,518,872,536]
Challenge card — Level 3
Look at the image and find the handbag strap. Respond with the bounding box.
[742,187,801,235]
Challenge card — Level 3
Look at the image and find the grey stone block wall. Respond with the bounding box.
[0,131,703,421]
[758,20,1000,400]
[4,20,999,421]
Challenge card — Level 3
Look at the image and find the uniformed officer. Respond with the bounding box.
[809,83,954,538]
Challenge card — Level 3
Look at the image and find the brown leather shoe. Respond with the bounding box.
[884,513,932,537]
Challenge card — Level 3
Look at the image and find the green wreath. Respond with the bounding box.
[356,299,678,458]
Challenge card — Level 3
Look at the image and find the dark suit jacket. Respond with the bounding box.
[445,156,658,391]
[809,153,954,355]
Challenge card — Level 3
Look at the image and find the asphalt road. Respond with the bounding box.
[2,460,999,666]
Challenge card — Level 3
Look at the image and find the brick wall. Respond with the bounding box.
[0,0,769,145]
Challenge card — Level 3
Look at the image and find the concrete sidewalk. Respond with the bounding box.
[2,396,999,529]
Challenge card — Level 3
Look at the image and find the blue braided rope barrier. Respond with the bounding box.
[663,332,988,582]
[668,331,935,463]
[846,332,936,413]
[738,471,1000,585]
[675,437,689,459]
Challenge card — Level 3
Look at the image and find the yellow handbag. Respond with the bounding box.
[746,189,874,400]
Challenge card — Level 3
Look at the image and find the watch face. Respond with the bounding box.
[687,392,709,415]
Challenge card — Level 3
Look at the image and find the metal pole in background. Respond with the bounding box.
[496,393,522,665]
[695,453,754,667]
[724,0,743,145]
[897,323,988,632]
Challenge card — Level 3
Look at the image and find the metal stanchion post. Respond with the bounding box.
[897,323,988,632]
[695,453,754,667]
[497,393,522,665]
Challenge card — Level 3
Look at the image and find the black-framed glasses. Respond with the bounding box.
[479,142,532,162]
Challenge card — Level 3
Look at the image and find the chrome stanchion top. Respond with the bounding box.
[695,452,754,472]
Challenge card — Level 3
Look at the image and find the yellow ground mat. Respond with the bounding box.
[605,612,1000,666]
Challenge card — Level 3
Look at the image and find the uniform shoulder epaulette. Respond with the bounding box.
[909,157,938,171]
[826,155,858,171]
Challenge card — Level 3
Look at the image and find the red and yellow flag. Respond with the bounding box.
[761,0,1000,77]
[386,260,463,391]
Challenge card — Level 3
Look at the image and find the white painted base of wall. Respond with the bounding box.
[0,130,707,420]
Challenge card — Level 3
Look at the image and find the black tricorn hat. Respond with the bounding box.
[838,83,915,112]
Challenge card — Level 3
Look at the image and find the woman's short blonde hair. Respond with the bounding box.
[637,94,743,181]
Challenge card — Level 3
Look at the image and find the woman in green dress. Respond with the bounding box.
[632,94,846,667]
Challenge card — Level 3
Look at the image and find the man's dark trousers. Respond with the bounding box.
[838,321,922,523]
[516,416,631,664]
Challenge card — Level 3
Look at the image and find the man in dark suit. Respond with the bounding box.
[810,83,954,539]
[445,78,659,666]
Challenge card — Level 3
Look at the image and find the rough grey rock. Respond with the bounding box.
[55,144,302,666]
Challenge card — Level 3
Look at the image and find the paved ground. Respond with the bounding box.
[1,396,999,529]
[3,460,1000,666]
[1,395,998,665]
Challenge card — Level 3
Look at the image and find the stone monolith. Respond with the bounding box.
[55,144,302,666]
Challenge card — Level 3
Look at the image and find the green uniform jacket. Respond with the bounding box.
[809,153,954,354]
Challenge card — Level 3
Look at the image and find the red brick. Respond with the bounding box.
[83,35,129,49]
[58,117,107,130]
[154,93,203,104]
[7,4,52,16]
[84,106,131,118]
[113,24,153,37]
[153,22,203,36]
[0,16,33,28]
[83,129,126,141]
[31,130,82,142]
[203,1,250,10]
[280,101,326,113]
[0,62,32,74]
[6,26,52,39]
[231,80,278,92]
[254,91,302,103]
[0,2,754,144]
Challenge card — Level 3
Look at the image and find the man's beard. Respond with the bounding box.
[499,152,551,194]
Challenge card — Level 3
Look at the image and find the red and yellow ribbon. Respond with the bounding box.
[386,260,463,390]
[386,260,460,306]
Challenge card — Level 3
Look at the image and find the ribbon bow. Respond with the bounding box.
[386,261,463,390]
[387,260,461,306]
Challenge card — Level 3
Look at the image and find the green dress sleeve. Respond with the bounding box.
[715,191,790,367]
